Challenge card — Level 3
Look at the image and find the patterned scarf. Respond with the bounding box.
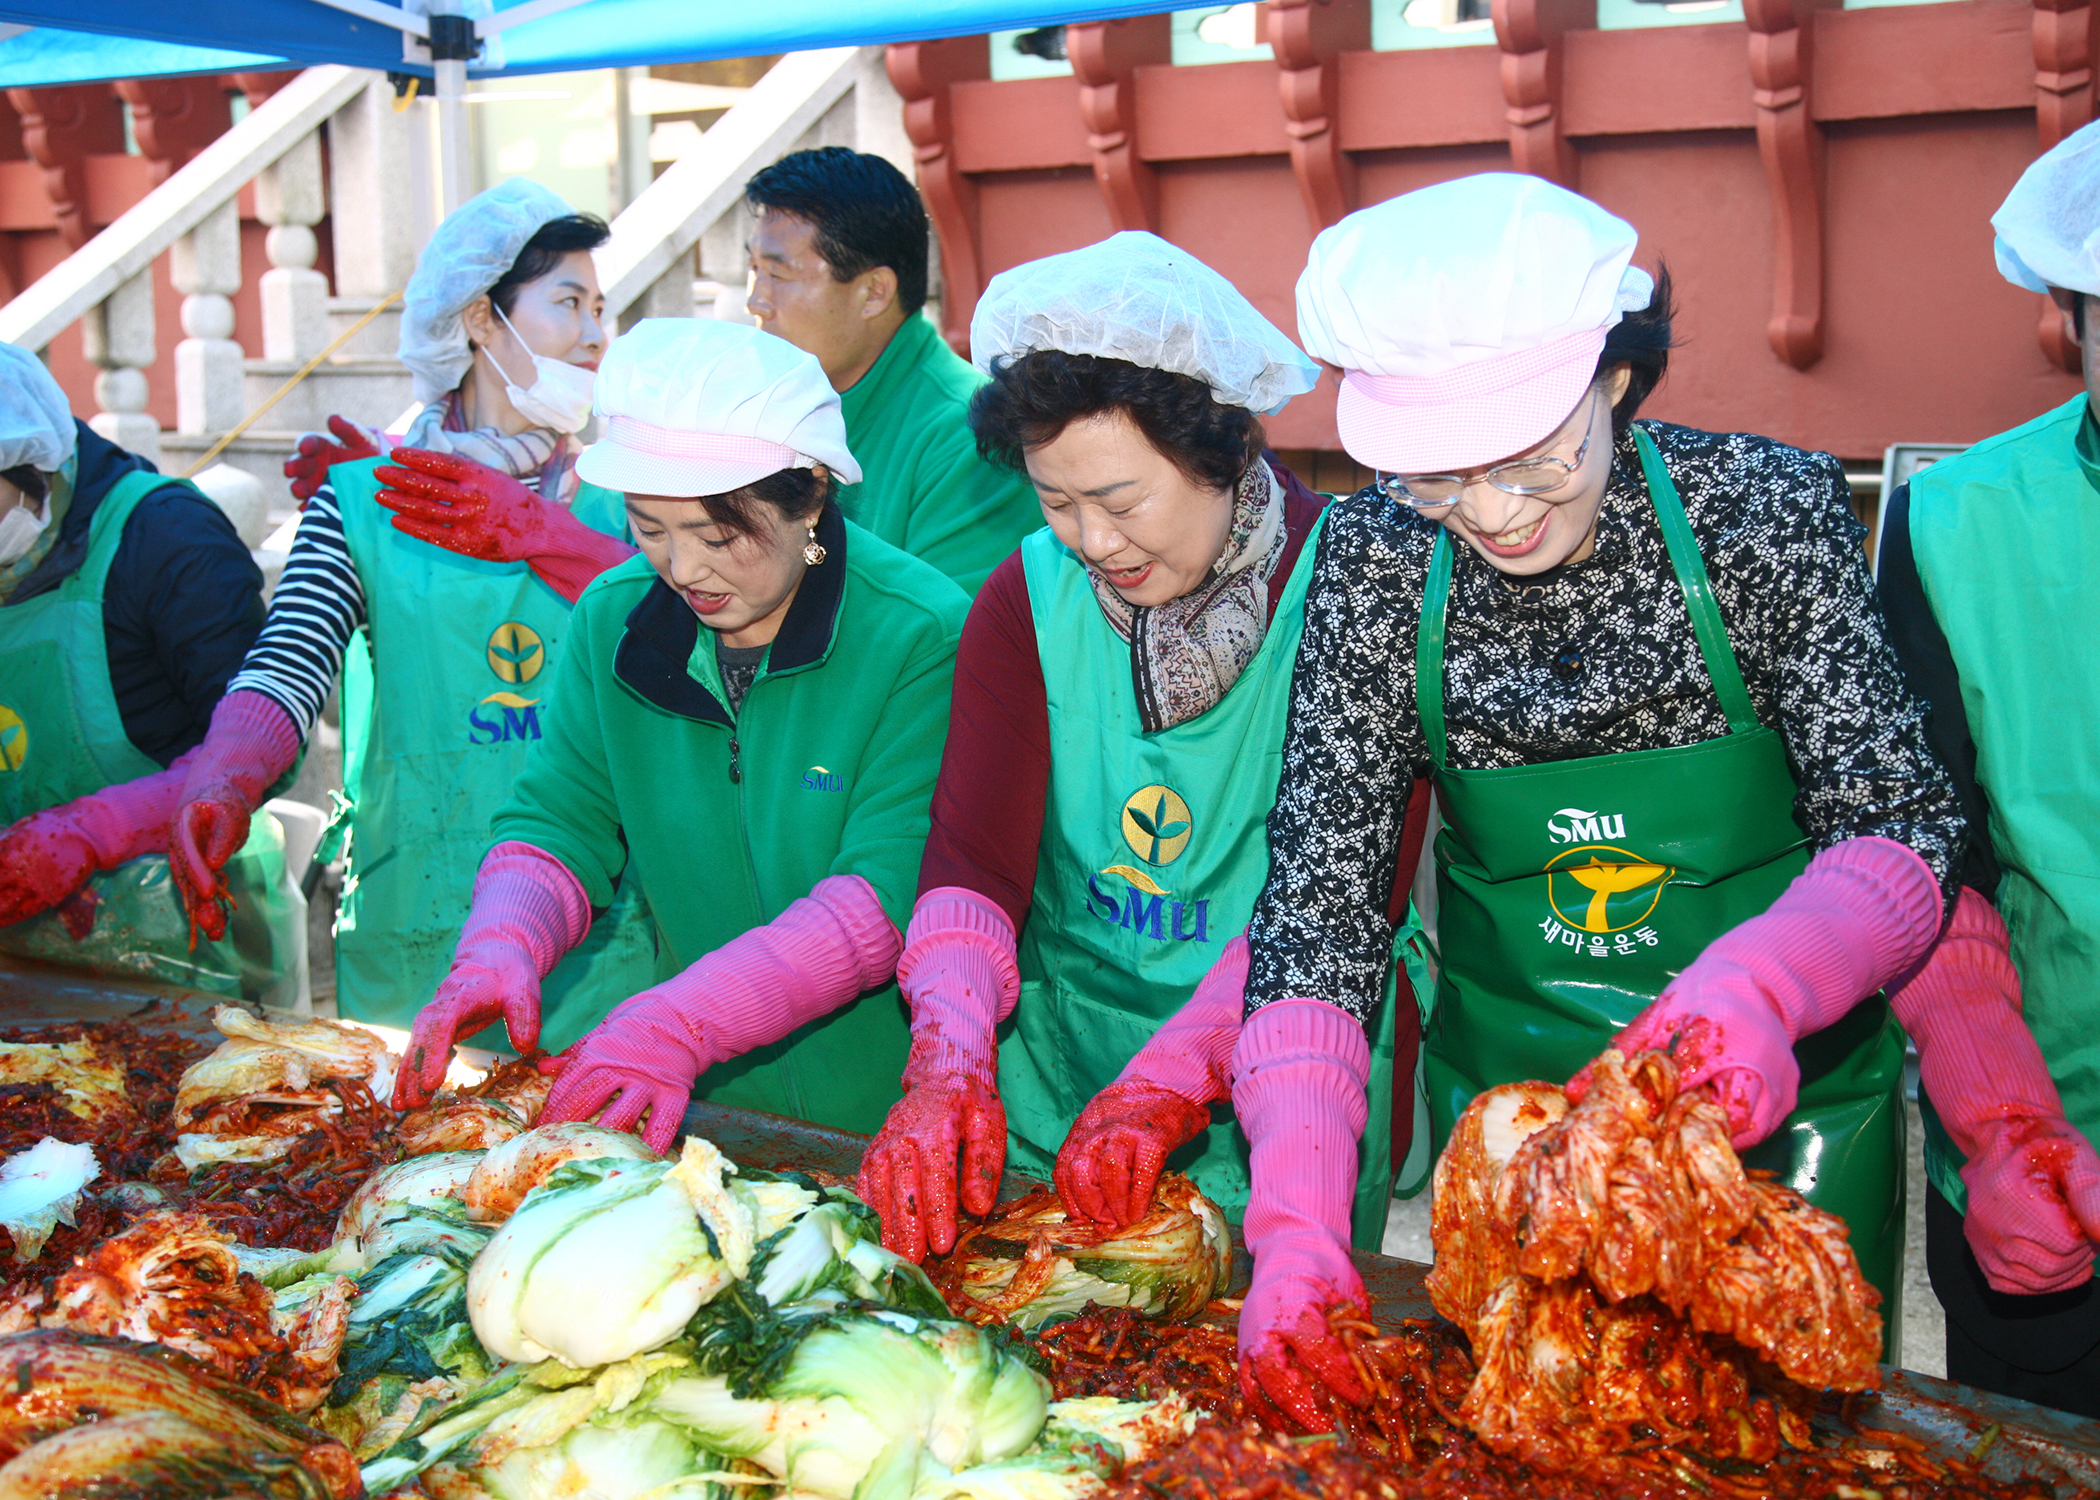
[1088,459,1287,733]
[370,392,580,503]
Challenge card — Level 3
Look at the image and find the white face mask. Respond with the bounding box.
[0,494,48,566]
[482,303,598,435]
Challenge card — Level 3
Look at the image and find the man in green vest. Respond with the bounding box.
[1878,120,2100,1416]
[744,147,1038,593]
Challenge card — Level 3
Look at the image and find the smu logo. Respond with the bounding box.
[801,766,845,792]
[1546,807,1626,844]
[467,692,543,745]
[1085,868,1211,943]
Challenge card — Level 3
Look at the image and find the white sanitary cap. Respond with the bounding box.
[577,318,861,497]
[1297,172,1654,473]
[0,341,78,473]
[1993,120,2100,296]
[399,177,578,405]
[970,230,1319,415]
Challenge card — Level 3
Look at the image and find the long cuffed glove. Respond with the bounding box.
[0,759,193,929]
[168,692,304,943]
[540,874,901,1152]
[857,887,1020,1263]
[1575,836,1944,1148]
[393,841,595,1110]
[1234,998,1372,1434]
[1055,933,1245,1228]
[374,448,637,605]
[1892,886,2100,1295]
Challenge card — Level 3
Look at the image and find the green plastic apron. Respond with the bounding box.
[1419,430,1908,1348]
[1004,518,1421,1250]
[0,470,305,1007]
[329,459,659,1045]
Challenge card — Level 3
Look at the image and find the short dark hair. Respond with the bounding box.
[694,466,835,541]
[1595,263,1674,433]
[746,147,930,315]
[970,351,1265,493]
[490,213,611,317]
[2,464,47,500]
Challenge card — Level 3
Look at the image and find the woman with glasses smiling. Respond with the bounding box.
[1196,174,1966,1424]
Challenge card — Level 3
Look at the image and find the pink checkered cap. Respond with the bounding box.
[576,416,810,498]
[1335,326,1606,475]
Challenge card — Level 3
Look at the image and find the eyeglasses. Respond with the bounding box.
[1377,389,1602,511]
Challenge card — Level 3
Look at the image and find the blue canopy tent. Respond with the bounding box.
[0,0,1173,210]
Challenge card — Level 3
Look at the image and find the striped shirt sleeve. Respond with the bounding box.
[224,483,367,735]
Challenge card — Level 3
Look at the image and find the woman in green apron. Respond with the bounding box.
[395,316,965,1145]
[0,342,304,1005]
[1231,174,1965,1422]
[856,235,1426,1290]
[141,180,656,1074]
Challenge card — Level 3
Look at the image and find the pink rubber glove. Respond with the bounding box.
[0,759,192,929]
[1055,934,1244,1228]
[1573,836,1944,1149]
[857,887,1019,1263]
[284,415,383,506]
[374,448,637,605]
[169,692,304,944]
[1891,886,2100,1294]
[1234,998,1372,1433]
[542,875,902,1153]
[393,841,593,1110]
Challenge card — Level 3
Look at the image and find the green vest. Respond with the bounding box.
[1908,395,2100,1231]
[836,315,1041,595]
[0,470,304,1006]
[329,459,659,1046]
[1006,519,1418,1250]
[1419,430,1909,1348]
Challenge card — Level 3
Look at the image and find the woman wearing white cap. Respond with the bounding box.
[135,180,657,1078]
[1223,173,1966,1416]
[1870,123,2100,1413]
[856,233,1429,1304]
[391,317,967,1147]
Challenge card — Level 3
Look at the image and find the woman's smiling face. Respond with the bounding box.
[1023,409,1237,608]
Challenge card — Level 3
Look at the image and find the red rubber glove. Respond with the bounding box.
[1234,998,1372,1433]
[284,415,382,505]
[1572,836,1944,1148]
[542,875,901,1152]
[1892,886,2100,1294]
[858,887,1019,1263]
[394,841,593,1110]
[169,692,303,944]
[374,448,636,605]
[1055,933,1244,1227]
[0,759,191,927]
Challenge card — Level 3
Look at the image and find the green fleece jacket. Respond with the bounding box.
[837,313,1040,594]
[491,506,967,1133]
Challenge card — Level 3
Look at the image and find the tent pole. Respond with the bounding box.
[434,55,470,218]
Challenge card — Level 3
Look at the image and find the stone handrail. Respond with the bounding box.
[0,66,367,352]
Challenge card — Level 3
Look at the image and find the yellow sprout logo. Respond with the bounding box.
[0,704,23,772]
[1120,785,1192,867]
[487,622,545,684]
[1545,844,1674,934]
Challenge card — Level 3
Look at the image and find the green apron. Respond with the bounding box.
[1909,396,2100,1252]
[0,470,306,1007]
[1419,429,1908,1349]
[1003,518,1417,1250]
[328,460,659,1046]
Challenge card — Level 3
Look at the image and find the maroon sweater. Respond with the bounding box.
[918,457,1427,935]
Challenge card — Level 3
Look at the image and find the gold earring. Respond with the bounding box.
[802,526,827,566]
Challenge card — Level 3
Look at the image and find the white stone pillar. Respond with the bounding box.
[171,198,245,435]
[256,130,330,363]
[81,270,160,466]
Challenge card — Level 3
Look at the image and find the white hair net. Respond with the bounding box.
[0,341,78,473]
[970,231,1319,415]
[1993,120,2100,296]
[400,178,578,404]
